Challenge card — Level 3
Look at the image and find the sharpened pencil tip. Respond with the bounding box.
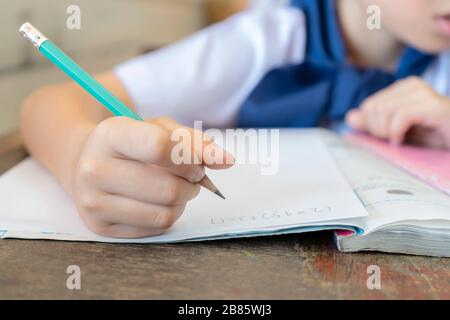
[199,175,225,199]
[215,189,226,200]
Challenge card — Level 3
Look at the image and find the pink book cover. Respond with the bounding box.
[335,230,355,237]
[345,133,450,196]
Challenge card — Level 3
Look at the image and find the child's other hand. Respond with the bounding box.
[346,77,450,149]
[72,117,234,238]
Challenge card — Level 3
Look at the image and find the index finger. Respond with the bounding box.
[154,117,235,169]
[98,117,233,183]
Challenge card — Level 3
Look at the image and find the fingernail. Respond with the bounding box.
[213,145,235,165]
[224,150,235,165]
[206,144,225,164]
[210,144,224,164]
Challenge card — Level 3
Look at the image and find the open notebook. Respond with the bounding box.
[0,129,449,257]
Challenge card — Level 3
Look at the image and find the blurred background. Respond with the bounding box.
[1,0,290,139]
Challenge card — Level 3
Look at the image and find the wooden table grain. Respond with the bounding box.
[0,132,449,300]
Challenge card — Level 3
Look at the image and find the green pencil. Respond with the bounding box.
[19,22,225,199]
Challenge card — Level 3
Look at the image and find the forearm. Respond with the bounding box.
[20,72,133,195]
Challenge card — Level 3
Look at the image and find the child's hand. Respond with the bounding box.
[346,77,450,149]
[72,117,234,238]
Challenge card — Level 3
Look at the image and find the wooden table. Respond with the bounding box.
[0,131,449,299]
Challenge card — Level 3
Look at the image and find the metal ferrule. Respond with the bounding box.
[19,22,48,48]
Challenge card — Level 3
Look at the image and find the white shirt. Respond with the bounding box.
[114,5,450,128]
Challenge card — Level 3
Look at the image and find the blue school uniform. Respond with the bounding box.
[237,0,435,128]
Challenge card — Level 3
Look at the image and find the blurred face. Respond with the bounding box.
[361,0,450,53]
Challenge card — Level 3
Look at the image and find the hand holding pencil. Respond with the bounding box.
[19,23,234,238]
[19,22,227,199]
[72,116,233,237]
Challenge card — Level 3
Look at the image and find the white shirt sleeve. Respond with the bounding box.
[114,5,306,128]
